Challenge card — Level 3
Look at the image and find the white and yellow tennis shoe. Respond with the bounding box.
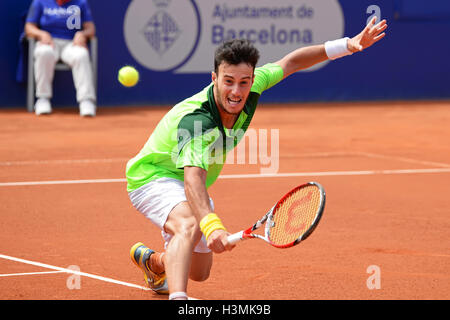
[130,242,168,294]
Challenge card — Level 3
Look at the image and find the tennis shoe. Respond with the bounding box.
[130,242,168,294]
[34,98,52,115]
[79,99,96,117]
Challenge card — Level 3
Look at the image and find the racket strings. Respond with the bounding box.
[269,185,322,246]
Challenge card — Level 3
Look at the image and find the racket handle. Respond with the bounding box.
[227,231,244,245]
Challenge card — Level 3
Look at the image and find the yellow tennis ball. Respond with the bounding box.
[118,66,139,87]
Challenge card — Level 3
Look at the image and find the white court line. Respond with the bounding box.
[0,270,65,277]
[0,254,150,291]
[1,168,450,187]
[0,254,201,299]
[0,178,125,187]
[1,152,448,168]
[278,151,450,168]
[0,158,128,166]
[220,168,450,179]
[354,151,450,168]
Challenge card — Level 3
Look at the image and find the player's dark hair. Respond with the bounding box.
[214,39,260,74]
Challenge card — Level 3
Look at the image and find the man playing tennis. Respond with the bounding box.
[127,17,387,300]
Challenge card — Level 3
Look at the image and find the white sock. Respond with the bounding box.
[169,291,188,300]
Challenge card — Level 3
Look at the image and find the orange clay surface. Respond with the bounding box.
[0,101,449,300]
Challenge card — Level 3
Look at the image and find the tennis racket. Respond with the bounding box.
[227,182,326,248]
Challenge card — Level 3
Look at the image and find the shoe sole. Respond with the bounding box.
[35,110,52,115]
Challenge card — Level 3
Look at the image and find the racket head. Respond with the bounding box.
[266,182,326,248]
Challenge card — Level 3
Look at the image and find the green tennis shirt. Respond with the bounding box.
[126,63,284,192]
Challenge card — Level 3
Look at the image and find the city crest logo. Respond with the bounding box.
[143,10,180,55]
[124,0,344,74]
[124,0,201,72]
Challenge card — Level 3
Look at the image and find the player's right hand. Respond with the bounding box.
[207,229,235,253]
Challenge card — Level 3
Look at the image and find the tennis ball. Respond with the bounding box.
[118,66,139,87]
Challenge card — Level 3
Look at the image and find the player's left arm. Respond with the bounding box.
[275,17,388,79]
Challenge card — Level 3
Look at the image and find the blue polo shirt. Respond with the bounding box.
[26,0,94,40]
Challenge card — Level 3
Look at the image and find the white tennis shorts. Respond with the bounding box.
[128,177,211,253]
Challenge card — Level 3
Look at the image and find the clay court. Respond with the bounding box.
[0,101,449,300]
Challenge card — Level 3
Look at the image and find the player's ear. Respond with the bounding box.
[211,71,218,85]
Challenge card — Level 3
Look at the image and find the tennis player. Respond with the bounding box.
[127,17,387,300]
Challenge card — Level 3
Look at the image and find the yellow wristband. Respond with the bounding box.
[199,213,226,240]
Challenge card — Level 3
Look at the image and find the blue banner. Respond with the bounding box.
[394,0,450,20]
[1,0,450,108]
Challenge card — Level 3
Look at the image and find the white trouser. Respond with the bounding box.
[34,38,96,103]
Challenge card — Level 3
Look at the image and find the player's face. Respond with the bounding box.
[212,62,254,117]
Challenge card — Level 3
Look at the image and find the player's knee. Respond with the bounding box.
[189,251,212,282]
[190,257,211,282]
[177,217,202,244]
[190,268,210,282]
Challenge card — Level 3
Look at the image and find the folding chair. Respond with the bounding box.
[26,37,98,112]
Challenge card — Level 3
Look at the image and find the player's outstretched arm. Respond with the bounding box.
[347,17,387,53]
[275,16,388,79]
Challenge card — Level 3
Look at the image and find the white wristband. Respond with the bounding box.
[324,37,352,60]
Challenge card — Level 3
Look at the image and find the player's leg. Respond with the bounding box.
[163,201,213,298]
[189,251,213,282]
[145,242,212,282]
[128,178,213,298]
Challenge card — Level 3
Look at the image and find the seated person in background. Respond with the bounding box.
[25,0,97,116]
